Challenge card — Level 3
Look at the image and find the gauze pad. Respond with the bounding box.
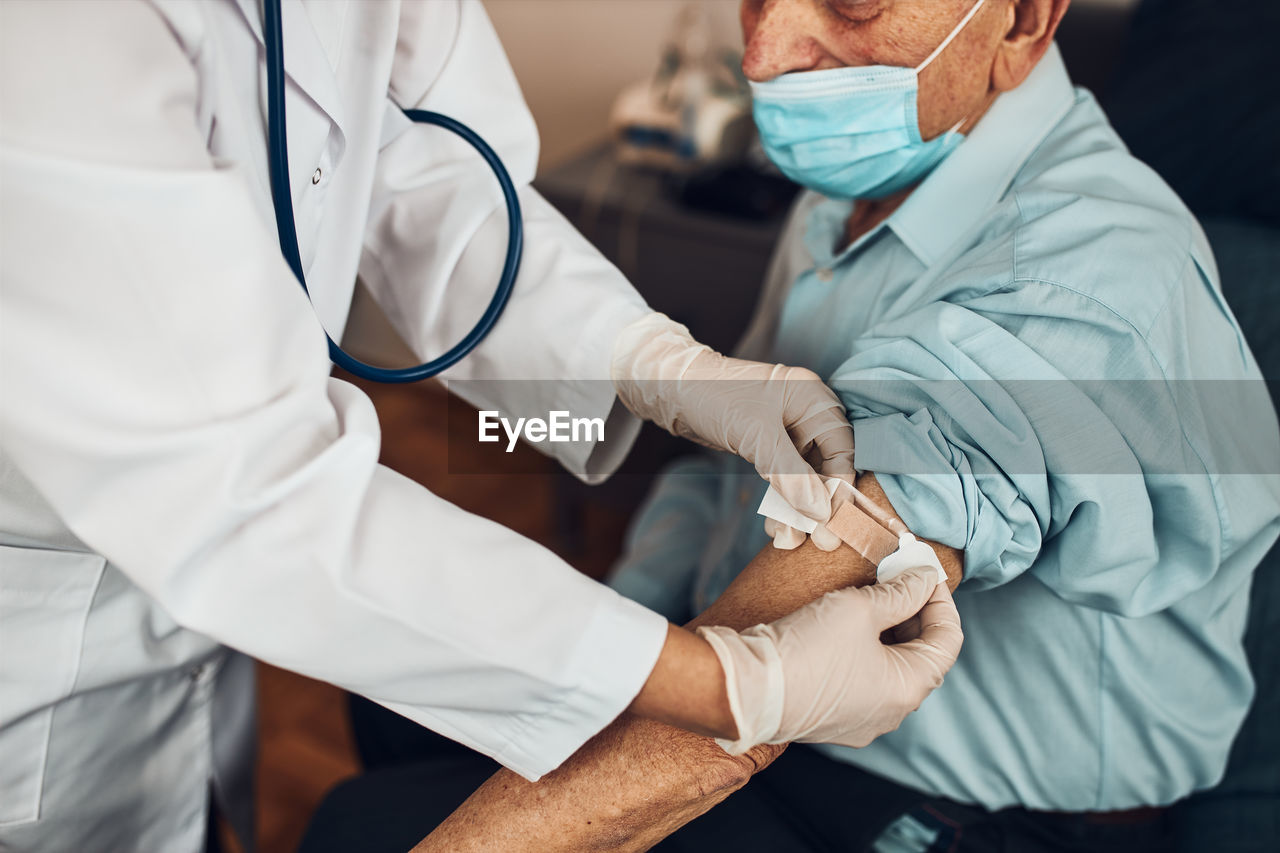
[877,532,947,585]
[757,479,844,535]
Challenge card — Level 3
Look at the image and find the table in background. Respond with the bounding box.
[535,144,789,352]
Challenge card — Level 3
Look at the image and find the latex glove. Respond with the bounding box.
[764,517,845,553]
[612,313,854,550]
[697,567,962,753]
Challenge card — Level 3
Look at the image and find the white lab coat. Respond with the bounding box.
[0,1,669,849]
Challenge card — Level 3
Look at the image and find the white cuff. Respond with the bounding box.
[697,624,785,755]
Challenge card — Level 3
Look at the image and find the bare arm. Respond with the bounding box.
[413,474,961,853]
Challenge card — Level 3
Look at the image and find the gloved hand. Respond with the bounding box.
[612,312,854,550]
[697,567,962,753]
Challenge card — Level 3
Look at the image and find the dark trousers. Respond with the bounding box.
[299,696,1172,853]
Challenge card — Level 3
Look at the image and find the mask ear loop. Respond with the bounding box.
[915,0,988,73]
[943,115,970,139]
[915,0,987,141]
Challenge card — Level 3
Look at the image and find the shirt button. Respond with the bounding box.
[311,168,323,185]
[815,267,834,283]
[188,664,206,681]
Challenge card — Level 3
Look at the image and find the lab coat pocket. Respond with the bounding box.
[0,545,105,826]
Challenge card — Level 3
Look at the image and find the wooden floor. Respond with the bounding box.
[251,375,635,853]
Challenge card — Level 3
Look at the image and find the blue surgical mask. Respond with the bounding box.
[750,0,986,200]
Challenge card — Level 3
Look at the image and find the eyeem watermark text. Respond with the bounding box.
[478,411,605,453]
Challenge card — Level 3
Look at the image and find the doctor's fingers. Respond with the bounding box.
[809,523,844,552]
[884,613,923,644]
[789,408,857,484]
[765,521,842,552]
[758,427,842,549]
[860,566,942,632]
[885,581,958,642]
[765,517,808,550]
[889,584,964,684]
[761,434,836,526]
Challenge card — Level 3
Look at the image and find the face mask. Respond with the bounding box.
[750,0,986,200]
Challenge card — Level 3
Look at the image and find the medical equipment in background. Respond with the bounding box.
[609,4,754,172]
[263,0,522,384]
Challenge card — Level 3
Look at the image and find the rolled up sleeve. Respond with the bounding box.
[830,293,1228,616]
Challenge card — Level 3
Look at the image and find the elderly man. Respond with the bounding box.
[303,0,1280,850]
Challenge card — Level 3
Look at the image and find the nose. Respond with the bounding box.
[740,0,826,82]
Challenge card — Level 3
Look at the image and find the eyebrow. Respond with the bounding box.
[828,0,890,14]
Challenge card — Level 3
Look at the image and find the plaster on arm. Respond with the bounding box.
[413,474,961,853]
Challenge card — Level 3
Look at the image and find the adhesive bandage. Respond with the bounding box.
[825,501,900,565]
[757,481,948,585]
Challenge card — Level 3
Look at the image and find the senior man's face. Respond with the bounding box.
[740,0,1047,140]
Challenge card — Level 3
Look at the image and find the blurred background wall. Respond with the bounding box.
[483,0,741,171]
[483,0,1142,174]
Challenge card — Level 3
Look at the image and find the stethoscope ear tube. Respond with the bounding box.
[263,0,522,383]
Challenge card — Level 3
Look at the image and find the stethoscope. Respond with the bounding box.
[263,0,522,383]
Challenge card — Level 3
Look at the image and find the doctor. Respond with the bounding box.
[0,1,959,850]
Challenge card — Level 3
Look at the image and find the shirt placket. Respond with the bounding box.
[775,205,894,369]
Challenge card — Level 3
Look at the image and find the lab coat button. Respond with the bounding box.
[312,168,323,185]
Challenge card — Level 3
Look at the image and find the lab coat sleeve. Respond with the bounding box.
[831,290,1229,617]
[358,0,648,482]
[607,454,725,624]
[0,0,667,780]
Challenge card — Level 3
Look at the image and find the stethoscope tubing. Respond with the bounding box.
[263,0,522,383]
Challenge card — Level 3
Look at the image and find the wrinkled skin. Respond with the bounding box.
[414,475,962,852]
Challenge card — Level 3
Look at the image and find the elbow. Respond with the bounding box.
[692,755,752,800]
[641,732,757,805]
[691,741,787,800]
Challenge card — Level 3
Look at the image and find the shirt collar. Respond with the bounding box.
[888,42,1077,266]
[803,197,856,267]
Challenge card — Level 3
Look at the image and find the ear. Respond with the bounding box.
[991,0,1071,92]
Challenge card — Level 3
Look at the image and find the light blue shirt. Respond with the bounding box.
[610,45,1280,811]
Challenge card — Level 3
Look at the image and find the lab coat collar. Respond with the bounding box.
[232,0,348,138]
[888,42,1077,267]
